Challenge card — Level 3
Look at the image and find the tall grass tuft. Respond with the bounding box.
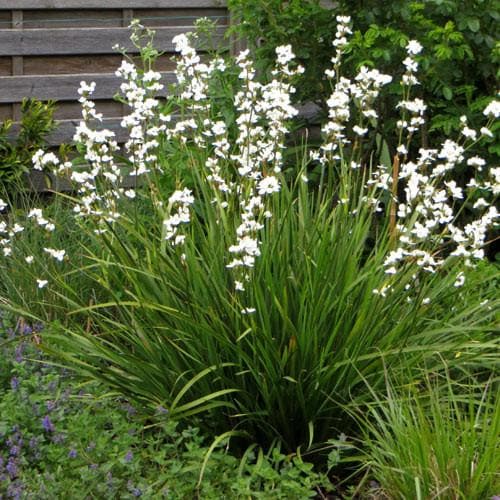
[0,19,498,453]
[353,372,500,499]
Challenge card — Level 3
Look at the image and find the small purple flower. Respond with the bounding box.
[68,449,78,459]
[29,437,38,449]
[156,405,169,415]
[14,343,24,363]
[124,450,133,463]
[127,481,142,497]
[46,400,56,412]
[9,446,20,457]
[7,480,24,500]
[41,415,55,433]
[10,377,20,391]
[51,433,65,444]
[89,463,98,470]
[21,324,32,335]
[124,403,137,417]
[6,458,18,478]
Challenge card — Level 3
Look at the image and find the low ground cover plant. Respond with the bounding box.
[0,17,498,496]
[0,316,331,498]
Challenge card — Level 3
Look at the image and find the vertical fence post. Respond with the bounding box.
[11,10,23,121]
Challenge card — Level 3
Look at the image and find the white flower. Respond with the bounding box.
[275,45,295,65]
[37,279,48,289]
[0,199,6,212]
[480,127,493,138]
[241,307,256,315]
[406,40,423,55]
[454,272,465,288]
[257,176,280,195]
[483,100,500,118]
[353,125,368,136]
[467,156,485,168]
[78,81,96,95]
[25,256,34,264]
[43,248,66,262]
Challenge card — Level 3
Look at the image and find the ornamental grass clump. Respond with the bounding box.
[353,373,500,499]
[0,18,498,452]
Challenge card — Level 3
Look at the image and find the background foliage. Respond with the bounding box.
[0,100,57,197]
[228,0,499,158]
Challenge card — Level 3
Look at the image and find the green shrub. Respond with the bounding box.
[228,0,500,159]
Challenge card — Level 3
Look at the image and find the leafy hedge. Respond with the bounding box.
[228,0,499,157]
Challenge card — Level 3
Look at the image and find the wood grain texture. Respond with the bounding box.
[0,25,226,56]
[0,71,177,103]
[22,9,123,28]
[23,55,124,75]
[0,1,226,9]
[53,100,124,120]
[0,58,12,76]
[135,8,228,26]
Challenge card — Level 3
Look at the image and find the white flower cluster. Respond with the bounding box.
[163,188,194,246]
[317,17,392,165]
[32,150,71,174]
[72,80,123,221]
[117,59,163,176]
[377,47,500,286]
[397,40,425,134]
[224,46,301,291]
[0,201,23,257]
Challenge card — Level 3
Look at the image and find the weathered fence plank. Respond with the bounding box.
[0,1,226,9]
[0,72,177,103]
[0,1,229,146]
[0,26,226,56]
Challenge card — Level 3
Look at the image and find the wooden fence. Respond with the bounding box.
[0,0,229,145]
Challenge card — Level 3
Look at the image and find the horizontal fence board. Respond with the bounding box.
[0,25,226,56]
[10,117,126,145]
[20,10,124,28]
[0,1,226,9]
[53,100,124,120]
[23,55,124,75]
[0,71,177,103]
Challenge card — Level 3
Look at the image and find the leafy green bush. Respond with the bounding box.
[0,21,498,457]
[0,99,57,197]
[228,0,499,158]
